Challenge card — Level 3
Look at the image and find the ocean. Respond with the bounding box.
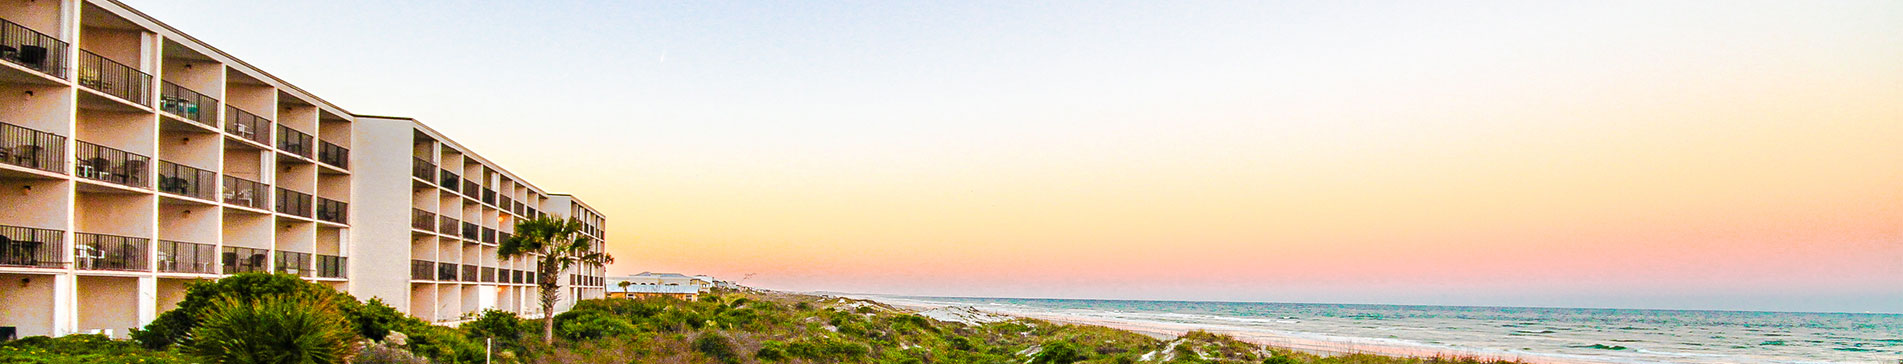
[868,296,1903,364]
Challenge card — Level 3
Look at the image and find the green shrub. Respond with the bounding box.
[692,332,739,363]
[554,311,639,340]
[1030,341,1089,364]
[354,342,430,364]
[133,273,368,349]
[0,334,195,363]
[400,324,485,363]
[782,337,869,361]
[347,298,407,341]
[185,293,360,363]
[756,341,789,361]
[1263,355,1301,364]
[464,309,532,342]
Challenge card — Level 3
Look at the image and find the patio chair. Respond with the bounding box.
[81,157,108,179]
[74,245,103,269]
[11,145,41,168]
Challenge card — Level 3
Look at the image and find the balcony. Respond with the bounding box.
[316,198,346,224]
[275,250,311,277]
[221,175,268,210]
[461,264,477,283]
[481,267,495,283]
[438,217,459,236]
[316,254,346,279]
[499,196,513,213]
[157,161,217,200]
[439,170,459,192]
[0,122,65,174]
[0,17,69,78]
[276,125,313,159]
[73,233,147,271]
[462,180,479,199]
[225,106,271,146]
[461,222,479,241]
[157,240,216,274]
[481,228,496,244]
[159,81,217,126]
[411,208,435,231]
[412,157,434,181]
[0,225,64,268]
[221,246,267,274]
[78,50,150,106]
[410,259,433,280]
[437,262,457,281]
[76,141,149,188]
[317,141,348,169]
[498,232,511,245]
[276,187,313,217]
[482,189,496,205]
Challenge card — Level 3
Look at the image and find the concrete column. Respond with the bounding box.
[137,276,157,327]
[52,273,75,336]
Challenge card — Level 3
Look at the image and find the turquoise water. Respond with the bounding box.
[892,296,1903,363]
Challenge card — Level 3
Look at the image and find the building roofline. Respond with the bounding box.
[103,0,355,117]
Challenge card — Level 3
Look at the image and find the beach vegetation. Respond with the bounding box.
[499,216,615,344]
[184,293,360,363]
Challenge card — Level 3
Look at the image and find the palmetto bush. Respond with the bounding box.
[185,292,360,364]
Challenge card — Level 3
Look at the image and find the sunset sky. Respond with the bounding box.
[125,1,1901,313]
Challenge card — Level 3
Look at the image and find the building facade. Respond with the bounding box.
[0,0,606,338]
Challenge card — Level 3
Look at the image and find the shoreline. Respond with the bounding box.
[850,294,1634,364]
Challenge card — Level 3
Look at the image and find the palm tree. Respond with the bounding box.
[499,216,613,344]
[617,280,633,298]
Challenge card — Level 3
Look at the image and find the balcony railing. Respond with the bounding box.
[221,246,268,274]
[78,50,150,106]
[437,262,458,281]
[0,224,64,268]
[462,180,480,199]
[316,254,346,278]
[439,217,459,236]
[225,106,271,145]
[276,125,314,159]
[482,189,496,205]
[275,250,311,277]
[222,175,268,210]
[76,141,149,188]
[0,17,69,78]
[317,141,348,169]
[158,240,216,274]
[157,160,217,200]
[411,208,435,231]
[73,233,147,271]
[159,81,218,126]
[461,222,479,241]
[481,267,496,283]
[411,259,434,280]
[316,198,347,224]
[481,228,496,244]
[439,170,460,191]
[0,121,65,174]
[499,196,513,213]
[462,264,478,283]
[412,157,434,181]
[276,187,313,217]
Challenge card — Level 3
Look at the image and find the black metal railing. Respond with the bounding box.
[316,197,347,224]
[159,81,217,126]
[412,157,434,181]
[225,106,271,145]
[482,189,496,205]
[499,196,513,213]
[0,224,64,268]
[317,141,347,169]
[73,233,147,271]
[440,170,460,191]
[461,222,479,241]
[439,217,459,236]
[316,254,346,278]
[437,262,458,281]
[78,50,150,105]
[222,175,268,210]
[462,180,480,199]
[276,187,313,217]
[276,125,313,159]
[0,121,65,173]
[221,246,268,274]
[157,160,217,200]
[462,264,478,283]
[0,17,69,78]
[481,228,496,244]
[411,259,434,280]
[412,208,435,231]
[75,140,149,188]
[158,240,216,274]
[481,267,496,283]
[275,250,311,277]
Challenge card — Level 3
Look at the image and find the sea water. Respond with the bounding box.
[882,296,1903,364]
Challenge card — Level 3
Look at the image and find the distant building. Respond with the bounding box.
[607,285,701,301]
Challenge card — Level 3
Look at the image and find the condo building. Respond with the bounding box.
[0,0,608,338]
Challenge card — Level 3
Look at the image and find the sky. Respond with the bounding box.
[121,1,1902,313]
